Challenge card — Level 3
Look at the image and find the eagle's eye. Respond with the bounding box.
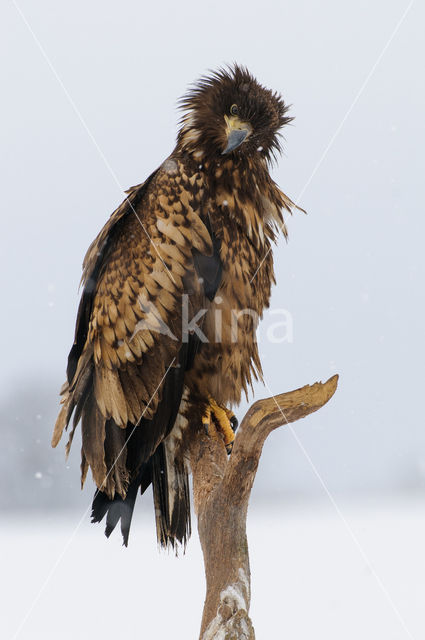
[230,104,239,116]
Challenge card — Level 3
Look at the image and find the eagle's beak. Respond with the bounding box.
[222,115,252,154]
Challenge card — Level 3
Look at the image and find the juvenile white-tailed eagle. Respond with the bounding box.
[52,65,298,548]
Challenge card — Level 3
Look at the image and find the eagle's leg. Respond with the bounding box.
[202,398,238,454]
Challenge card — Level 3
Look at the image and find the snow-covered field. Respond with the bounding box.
[4,496,424,639]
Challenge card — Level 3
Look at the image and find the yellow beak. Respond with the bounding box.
[222,115,252,154]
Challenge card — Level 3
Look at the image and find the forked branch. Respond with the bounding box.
[189,375,339,639]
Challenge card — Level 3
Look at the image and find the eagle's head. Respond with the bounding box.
[177,65,292,163]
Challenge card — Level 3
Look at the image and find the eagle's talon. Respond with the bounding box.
[202,407,212,435]
[202,397,236,453]
[222,406,238,432]
[225,442,234,455]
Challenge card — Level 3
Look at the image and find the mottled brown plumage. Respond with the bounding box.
[53,64,299,547]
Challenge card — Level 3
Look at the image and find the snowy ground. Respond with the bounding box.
[3,496,424,640]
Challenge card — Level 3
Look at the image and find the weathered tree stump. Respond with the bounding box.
[189,375,339,639]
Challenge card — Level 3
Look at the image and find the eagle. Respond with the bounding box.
[52,64,298,548]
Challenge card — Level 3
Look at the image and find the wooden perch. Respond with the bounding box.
[188,374,339,639]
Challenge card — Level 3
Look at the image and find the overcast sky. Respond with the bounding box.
[1,0,424,499]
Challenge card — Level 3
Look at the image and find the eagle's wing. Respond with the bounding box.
[52,162,214,508]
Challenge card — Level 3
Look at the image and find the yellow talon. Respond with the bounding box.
[202,406,212,432]
[223,407,238,430]
[202,397,238,454]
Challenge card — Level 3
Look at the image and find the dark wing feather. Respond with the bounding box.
[67,170,159,384]
[192,214,222,301]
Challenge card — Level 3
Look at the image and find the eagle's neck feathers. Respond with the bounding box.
[173,151,290,251]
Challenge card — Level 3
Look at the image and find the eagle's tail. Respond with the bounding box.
[90,441,190,549]
[91,470,143,547]
[151,441,191,550]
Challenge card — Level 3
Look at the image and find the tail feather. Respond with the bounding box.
[152,442,191,550]
[91,470,144,547]
[90,442,191,549]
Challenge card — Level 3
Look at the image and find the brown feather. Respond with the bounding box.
[81,393,107,493]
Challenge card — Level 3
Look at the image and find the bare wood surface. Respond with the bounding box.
[189,374,339,639]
